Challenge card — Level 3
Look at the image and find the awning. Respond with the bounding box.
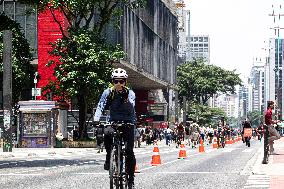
[113,60,175,90]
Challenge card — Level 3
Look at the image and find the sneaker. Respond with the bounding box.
[104,162,110,170]
[128,182,135,189]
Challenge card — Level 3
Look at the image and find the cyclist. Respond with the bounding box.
[94,68,136,188]
[265,101,281,154]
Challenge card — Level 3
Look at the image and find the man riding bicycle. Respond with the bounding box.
[94,68,136,188]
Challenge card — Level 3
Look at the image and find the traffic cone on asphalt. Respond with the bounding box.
[229,138,233,144]
[135,164,140,173]
[225,138,230,145]
[199,138,205,153]
[212,137,218,149]
[151,143,161,166]
[178,142,187,159]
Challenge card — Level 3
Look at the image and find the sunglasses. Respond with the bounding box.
[113,79,125,84]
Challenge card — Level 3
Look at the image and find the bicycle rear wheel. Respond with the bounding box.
[110,148,119,189]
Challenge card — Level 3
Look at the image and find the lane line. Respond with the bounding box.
[0,173,42,176]
[139,153,200,172]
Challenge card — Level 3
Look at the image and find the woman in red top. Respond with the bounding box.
[265,101,281,154]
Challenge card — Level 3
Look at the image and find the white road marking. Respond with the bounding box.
[223,148,235,152]
[243,174,270,188]
[139,153,200,172]
[0,173,42,176]
[156,171,230,174]
[74,172,108,175]
[242,149,253,153]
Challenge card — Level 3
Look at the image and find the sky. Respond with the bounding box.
[184,0,281,81]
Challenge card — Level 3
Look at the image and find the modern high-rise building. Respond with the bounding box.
[238,85,249,119]
[188,35,210,64]
[248,58,265,113]
[215,94,239,118]
[265,38,284,119]
[173,0,189,62]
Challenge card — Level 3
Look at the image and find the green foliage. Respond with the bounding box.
[0,15,34,104]
[16,0,145,138]
[187,103,226,126]
[43,28,125,105]
[177,58,242,104]
[17,0,146,35]
[247,110,263,127]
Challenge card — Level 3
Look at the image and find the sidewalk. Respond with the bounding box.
[0,147,99,159]
[253,137,284,189]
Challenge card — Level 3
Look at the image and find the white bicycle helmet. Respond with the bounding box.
[111,68,128,79]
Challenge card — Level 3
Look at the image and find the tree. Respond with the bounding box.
[247,110,263,127]
[177,58,242,105]
[18,0,146,139]
[0,14,34,105]
[187,103,226,127]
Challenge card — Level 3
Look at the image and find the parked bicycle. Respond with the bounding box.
[108,122,133,189]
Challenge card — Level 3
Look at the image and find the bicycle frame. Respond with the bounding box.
[109,123,130,189]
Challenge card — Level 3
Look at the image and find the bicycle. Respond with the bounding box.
[262,124,270,164]
[108,122,132,189]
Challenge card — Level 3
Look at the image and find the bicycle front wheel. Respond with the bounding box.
[110,148,119,189]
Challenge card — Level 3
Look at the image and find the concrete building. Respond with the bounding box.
[188,35,210,64]
[238,85,249,119]
[248,58,265,113]
[173,0,189,62]
[215,94,239,118]
[265,38,284,119]
[1,0,179,125]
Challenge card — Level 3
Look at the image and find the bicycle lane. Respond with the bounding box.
[133,139,261,189]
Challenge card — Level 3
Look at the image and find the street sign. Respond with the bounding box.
[32,88,41,96]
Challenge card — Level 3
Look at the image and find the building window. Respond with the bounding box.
[204,48,208,52]
[204,44,208,47]
[194,37,198,42]
[199,37,203,42]
[204,37,208,42]
[194,44,198,47]
[191,37,193,41]
[2,1,38,58]
[199,44,203,47]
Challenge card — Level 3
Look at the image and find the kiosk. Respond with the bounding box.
[18,101,58,148]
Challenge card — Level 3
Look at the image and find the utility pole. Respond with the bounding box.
[183,96,186,127]
[269,4,284,120]
[2,30,13,152]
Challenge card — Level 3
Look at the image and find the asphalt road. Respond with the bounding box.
[0,139,263,189]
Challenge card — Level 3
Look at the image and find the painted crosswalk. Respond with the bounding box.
[243,174,270,188]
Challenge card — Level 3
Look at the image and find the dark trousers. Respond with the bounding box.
[104,125,136,182]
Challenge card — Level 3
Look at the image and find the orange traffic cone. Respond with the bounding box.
[212,137,218,149]
[199,138,205,153]
[225,138,230,145]
[151,143,161,166]
[229,138,233,144]
[135,164,140,173]
[178,142,187,159]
